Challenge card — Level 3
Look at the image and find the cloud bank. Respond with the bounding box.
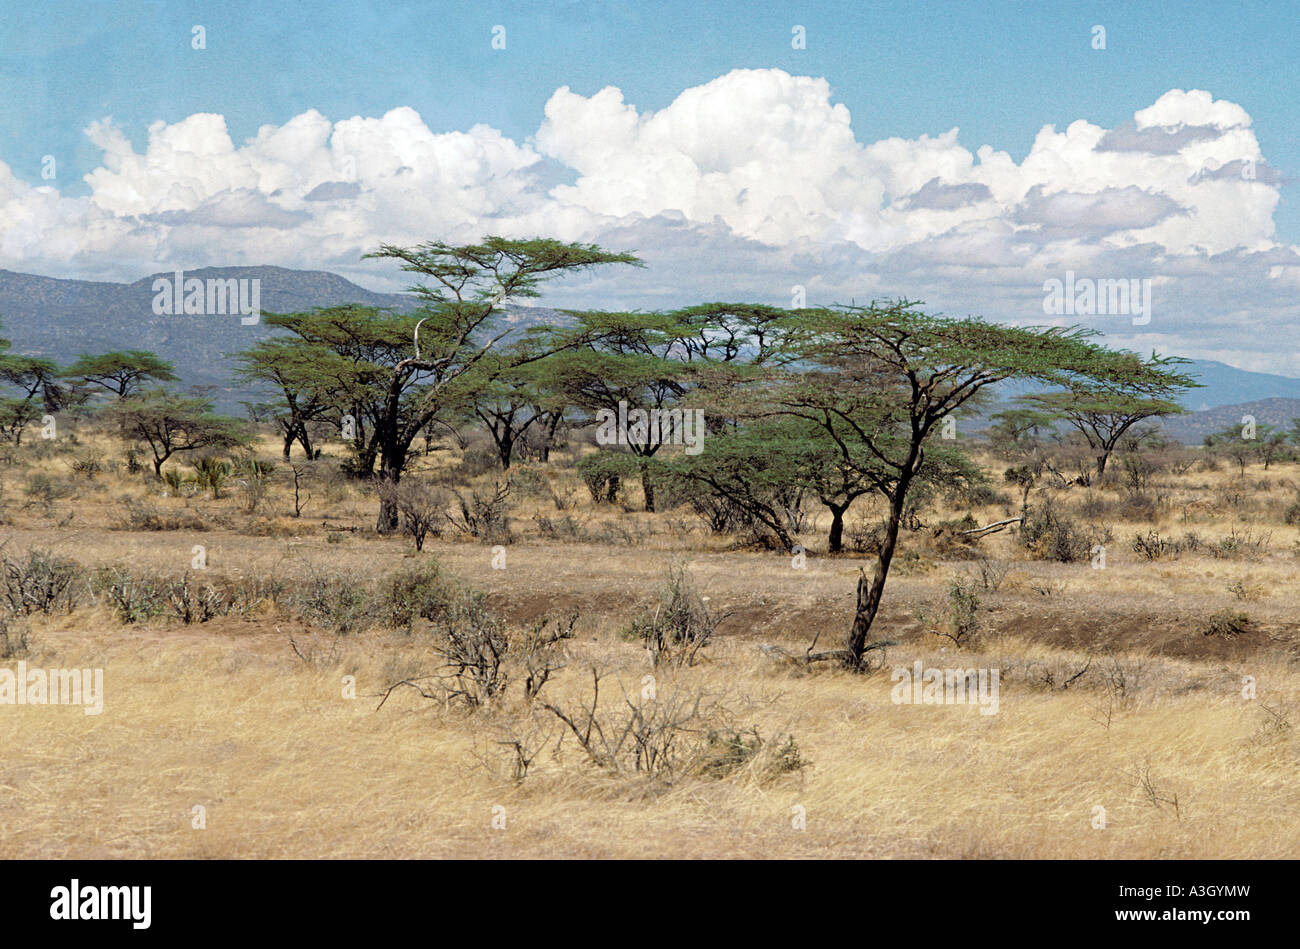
[1,70,1296,371]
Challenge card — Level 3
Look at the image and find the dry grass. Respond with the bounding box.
[1,427,1298,858]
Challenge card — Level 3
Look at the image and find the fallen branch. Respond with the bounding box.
[959,516,1024,538]
[760,640,897,666]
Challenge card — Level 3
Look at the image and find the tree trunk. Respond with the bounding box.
[641,467,655,512]
[541,412,562,462]
[844,482,909,669]
[827,502,847,553]
[376,465,400,532]
[375,441,408,533]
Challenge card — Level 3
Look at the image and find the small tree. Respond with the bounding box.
[0,321,65,443]
[61,350,177,399]
[1204,424,1259,477]
[1017,361,1195,479]
[379,479,450,551]
[105,390,248,479]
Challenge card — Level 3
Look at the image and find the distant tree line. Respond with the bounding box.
[11,235,1268,669]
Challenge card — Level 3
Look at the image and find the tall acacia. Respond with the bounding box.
[362,238,640,530]
[767,301,1199,669]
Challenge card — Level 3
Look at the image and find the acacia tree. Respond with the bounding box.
[61,351,177,399]
[1204,425,1257,476]
[362,237,640,530]
[764,301,1199,670]
[1256,424,1290,470]
[467,353,566,470]
[0,322,66,444]
[660,419,808,550]
[558,303,793,511]
[1016,360,1195,479]
[106,390,248,478]
[236,312,395,462]
[549,311,686,511]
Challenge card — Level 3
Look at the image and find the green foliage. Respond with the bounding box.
[577,450,637,503]
[191,456,233,499]
[105,389,248,478]
[377,560,461,632]
[61,350,177,399]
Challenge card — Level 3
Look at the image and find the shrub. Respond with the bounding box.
[24,474,70,506]
[624,562,717,667]
[430,596,511,707]
[114,497,208,532]
[577,451,631,504]
[1116,490,1160,521]
[532,512,588,541]
[457,438,500,479]
[1132,530,1179,561]
[377,560,460,632]
[1,549,82,615]
[1019,501,1105,563]
[539,670,795,783]
[69,454,103,480]
[285,570,372,634]
[696,728,805,781]
[446,482,513,544]
[161,468,188,495]
[685,490,754,535]
[235,458,275,513]
[92,565,166,624]
[1210,527,1271,560]
[0,612,31,659]
[192,456,233,499]
[1204,610,1252,638]
[846,517,884,554]
[974,557,1010,592]
[926,573,981,644]
[379,479,450,551]
[165,573,232,624]
[506,466,548,499]
[516,612,578,703]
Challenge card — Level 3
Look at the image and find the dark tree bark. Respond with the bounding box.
[826,501,848,553]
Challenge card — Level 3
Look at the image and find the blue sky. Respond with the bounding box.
[4,1,1296,231]
[1,0,1298,371]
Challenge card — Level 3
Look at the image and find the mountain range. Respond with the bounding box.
[0,266,560,411]
[1,266,1298,436]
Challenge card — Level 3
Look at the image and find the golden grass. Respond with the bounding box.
[3,620,1296,858]
[1,431,1298,858]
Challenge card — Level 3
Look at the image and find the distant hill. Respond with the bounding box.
[1176,360,1300,410]
[993,358,1300,413]
[0,267,564,412]
[3,266,1299,419]
[1157,397,1300,444]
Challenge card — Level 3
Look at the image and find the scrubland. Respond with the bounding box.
[1,424,1297,858]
